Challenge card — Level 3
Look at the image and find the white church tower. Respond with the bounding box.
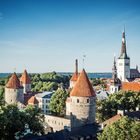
[117,30,130,81]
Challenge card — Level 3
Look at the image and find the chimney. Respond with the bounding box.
[75,59,78,75]
[117,109,125,116]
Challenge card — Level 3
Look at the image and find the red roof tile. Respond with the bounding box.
[122,82,140,92]
[70,72,79,81]
[20,69,31,84]
[103,114,122,126]
[28,96,38,105]
[70,69,96,97]
[6,73,23,89]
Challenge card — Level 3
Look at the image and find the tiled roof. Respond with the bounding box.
[102,114,122,126]
[70,72,79,81]
[130,69,140,78]
[28,96,38,105]
[70,69,96,97]
[20,69,31,84]
[6,73,23,89]
[122,82,140,92]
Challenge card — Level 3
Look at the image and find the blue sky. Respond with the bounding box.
[0,0,140,73]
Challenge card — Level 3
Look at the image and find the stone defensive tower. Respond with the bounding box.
[20,69,31,93]
[66,69,96,128]
[5,72,24,105]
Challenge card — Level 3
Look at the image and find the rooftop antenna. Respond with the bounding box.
[82,54,86,69]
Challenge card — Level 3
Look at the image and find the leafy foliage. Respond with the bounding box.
[96,90,140,122]
[49,88,69,116]
[31,72,70,92]
[98,117,140,140]
[0,104,44,139]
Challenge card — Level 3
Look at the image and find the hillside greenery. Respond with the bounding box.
[30,72,70,92]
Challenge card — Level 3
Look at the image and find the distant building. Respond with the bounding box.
[20,69,31,94]
[109,57,121,94]
[5,72,24,105]
[108,30,140,93]
[35,91,54,114]
[117,30,140,82]
[28,96,38,106]
[69,59,79,88]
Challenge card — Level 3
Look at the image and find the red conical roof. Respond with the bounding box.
[20,69,31,84]
[28,96,38,105]
[70,72,79,81]
[70,69,96,97]
[6,73,23,89]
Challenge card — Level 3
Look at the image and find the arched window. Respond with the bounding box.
[77,99,79,103]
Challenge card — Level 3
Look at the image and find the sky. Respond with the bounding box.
[0,0,140,73]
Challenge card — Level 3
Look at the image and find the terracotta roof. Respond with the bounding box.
[102,114,122,126]
[6,73,23,89]
[122,82,140,92]
[20,69,31,84]
[70,72,79,81]
[70,69,96,97]
[28,96,38,105]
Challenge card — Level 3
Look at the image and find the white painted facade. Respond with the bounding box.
[109,85,120,94]
[117,58,130,81]
[69,80,76,89]
[35,92,54,114]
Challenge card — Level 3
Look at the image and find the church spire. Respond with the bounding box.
[119,29,129,59]
[112,57,117,80]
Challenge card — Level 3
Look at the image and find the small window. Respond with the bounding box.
[77,99,79,103]
[87,99,89,103]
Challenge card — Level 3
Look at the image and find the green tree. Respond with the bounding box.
[96,91,140,122]
[0,104,44,139]
[49,88,69,116]
[98,117,140,140]
[0,86,4,106]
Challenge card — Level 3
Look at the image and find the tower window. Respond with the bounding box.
[87,99,89,103]
[77,99,79,103]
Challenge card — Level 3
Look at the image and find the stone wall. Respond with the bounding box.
[44,115,71,132]
[66,96,96,128]
[5,88,24,104]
